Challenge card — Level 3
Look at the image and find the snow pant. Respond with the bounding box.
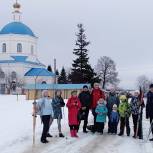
[49,117,62,133]
[119,117,130,135]
[96,122,104,133]
[78,108,89,132]
[108,114,111,133]
[150,117,153,134]
[110,122,118,134]
[132,114,143,138]
[41,115,51,141]
[92,108,97,132]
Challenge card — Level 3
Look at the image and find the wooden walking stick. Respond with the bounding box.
[32,77,37,146]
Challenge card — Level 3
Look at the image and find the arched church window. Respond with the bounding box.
[17,43,22,53]
[2,43,6,53]
[0,71,5,79]
[11,71,17,80]
[31,45,34,55]
[42,81,47,84]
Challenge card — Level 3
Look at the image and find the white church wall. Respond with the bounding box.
[0,34,37,56]
[24,76,54,84]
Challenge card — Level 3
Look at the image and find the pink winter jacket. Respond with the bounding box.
[66,96,81,125]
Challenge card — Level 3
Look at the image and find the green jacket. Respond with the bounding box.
[119,100,131,118]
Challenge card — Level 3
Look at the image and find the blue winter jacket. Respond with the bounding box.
[37,97,54,117]
[52,96,65,119]
[110,111,119,123]
[95,103,108,123]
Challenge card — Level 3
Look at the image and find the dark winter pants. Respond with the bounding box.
[119,117,130,136]
[78,109,89,131]
[41,115,51,141]
[92,108,97,132]
[132,114,142,138]
[110,122,118,134]
[150,117,153,134]
[96,122,104,133]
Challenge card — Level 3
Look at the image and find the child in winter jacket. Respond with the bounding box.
[118,95,131,136]
[110,104,119,134]
[67,91,81,138]
[95,98,108,134]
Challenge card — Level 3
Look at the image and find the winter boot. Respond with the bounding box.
[70,130,74,137]
[59,133,65,138]
[118,132,123,136]
[74,130,79,138]
[133,134,136,139]
[47,133,53,137]
[41,139,49,143]
[149,138,153,141]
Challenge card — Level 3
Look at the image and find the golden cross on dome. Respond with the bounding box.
[12,0,21,21]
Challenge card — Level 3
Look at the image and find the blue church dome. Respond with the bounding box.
[0,22,35,37]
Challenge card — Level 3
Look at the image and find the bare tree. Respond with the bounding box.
[95,56,120,89]
[136,75,151,92]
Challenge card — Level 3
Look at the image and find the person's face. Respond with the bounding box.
[83,88,88,92]
[94,83,99,89]
[72,93,77,97]
[150,87,153,93]
[134,92,139,97]
[56,91,61,96]
[113,107,117,111]
[43,91,49,97]
[99,98,104,104]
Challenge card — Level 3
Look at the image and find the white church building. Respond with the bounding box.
[0,1,55,94]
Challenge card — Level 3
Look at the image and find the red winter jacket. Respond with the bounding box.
[66,96,81,125]
[91,88,105,109]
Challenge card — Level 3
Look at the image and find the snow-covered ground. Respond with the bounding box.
[0,95,153,153]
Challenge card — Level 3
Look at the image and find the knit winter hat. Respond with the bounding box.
[120,95,127,101]
[83,85,88,89]
[150,84,153,88]
[113,104,117,108]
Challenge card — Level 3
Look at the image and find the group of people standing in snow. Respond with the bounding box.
[36,83,153,144]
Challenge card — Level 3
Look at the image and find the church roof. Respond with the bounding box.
[0,22,35,37]
[0,56,45,67]
[25,68,55,77]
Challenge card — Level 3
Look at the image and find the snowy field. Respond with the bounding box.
[0,95,153,153]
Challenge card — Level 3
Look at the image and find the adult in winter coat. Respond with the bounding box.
[36,90,54,143]
[52,90,65,137]
[67,91,81,138]
[146,84,153,141]
[78,85,91,133]
[106,88,120,133]
[91,83,105,132]
[95,98,108,134]
[118,95,131,136]
[130,90,144,139]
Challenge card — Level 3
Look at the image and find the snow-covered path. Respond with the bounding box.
[0,95,153,153]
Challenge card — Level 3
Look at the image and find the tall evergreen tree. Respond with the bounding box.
[58,67,68,84]
[47,65,53,72]
[69,24,98,84]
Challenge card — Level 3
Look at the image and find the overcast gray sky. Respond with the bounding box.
[0,0,153,89]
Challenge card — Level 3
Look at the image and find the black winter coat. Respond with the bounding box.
[78,91,91,108]
[146,91,153,119]
[106,93,120,116]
